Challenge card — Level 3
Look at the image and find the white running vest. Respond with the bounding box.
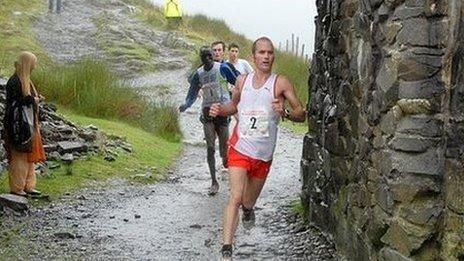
[232,73,280,161]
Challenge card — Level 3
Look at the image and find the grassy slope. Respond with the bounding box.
[33,60,182,142]
[0,0,50,76]
[0,109,181,197]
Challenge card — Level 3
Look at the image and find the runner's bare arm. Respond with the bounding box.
[278,76,306,122]
[210,75,245,117]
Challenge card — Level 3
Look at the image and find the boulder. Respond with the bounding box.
[0,194,28,211]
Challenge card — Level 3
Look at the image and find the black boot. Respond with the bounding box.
[221,244,233,258]
[242,205,255,222]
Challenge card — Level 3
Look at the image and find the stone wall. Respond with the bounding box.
[301,0,464,260]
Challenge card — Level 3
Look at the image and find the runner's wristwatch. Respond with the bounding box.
[283,109,291,119]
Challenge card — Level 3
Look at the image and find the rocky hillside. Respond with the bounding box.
[33,0,193,78]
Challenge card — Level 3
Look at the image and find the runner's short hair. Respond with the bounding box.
[211,41,226,51]
[199,46,212,56]
[252,37,274,55]
[228,43,239,51]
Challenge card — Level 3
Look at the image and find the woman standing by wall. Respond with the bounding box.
[2,51,46,197]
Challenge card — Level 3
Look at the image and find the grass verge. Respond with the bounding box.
[0,109,182,197]
[0,222,32,259]
[282,121,308,135]
[33,59,181,141]
[292,199,309,220]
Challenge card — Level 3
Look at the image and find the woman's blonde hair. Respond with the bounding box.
[14,51,37,96]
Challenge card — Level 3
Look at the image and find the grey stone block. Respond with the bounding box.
[376,58,398,107]
[0,77,7,87]
[381,220,433,256]
[302,134,320,161]
[397,115,443,137]
[390,173,441,203]
[378,4,391,21]
[372,150,394,176]
[57,141,88,153]
[376,182,394,214]
[397,18,445,47]
[398,51,442,81]
[60,153,74,163]
[398,77,445,100]
[370,0,383,8]
[389,134,441,152]
[399,199,442,226]
[379,110,398,136]
[0,194,28,211]
[387,22,402,44]
[393,6,424,20]
[366,206,391,246]
[380,247,412,261]
[385,0,404,9]
[391,149,444,176]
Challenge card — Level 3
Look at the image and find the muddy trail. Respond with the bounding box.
[1,0,337,259]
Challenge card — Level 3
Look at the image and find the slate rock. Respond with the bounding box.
[0,194,28,211]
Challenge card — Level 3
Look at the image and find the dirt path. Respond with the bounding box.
[1,0,337,259]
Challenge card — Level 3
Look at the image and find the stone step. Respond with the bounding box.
[0,193,28,212]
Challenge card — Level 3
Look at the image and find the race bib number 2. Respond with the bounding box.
[240,109,270,138]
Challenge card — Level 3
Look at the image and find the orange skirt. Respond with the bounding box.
[27,127,46,163]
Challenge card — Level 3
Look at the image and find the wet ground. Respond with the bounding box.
[1,0,337,259]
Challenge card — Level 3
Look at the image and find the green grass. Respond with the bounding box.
[0,222,31,258]
[124,0,167,28]
[292,199,309,220]
[0,109,182,197]
[92,13,159,74]
[0,0,50,77]
[282,121,308,135]
[275,52,310,104]
[33,59,181,141]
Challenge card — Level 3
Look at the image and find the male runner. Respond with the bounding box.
[179,46,237,195]
[211,41,227,63]
[211,41,240,75]
[209,37,306,258]
[227,43,254,75]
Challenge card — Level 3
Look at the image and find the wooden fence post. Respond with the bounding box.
[291,33,295,54]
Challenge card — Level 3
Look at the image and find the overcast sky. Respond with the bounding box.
[151,0,318,55]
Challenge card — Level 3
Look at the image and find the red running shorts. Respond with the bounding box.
[228,146,272,179]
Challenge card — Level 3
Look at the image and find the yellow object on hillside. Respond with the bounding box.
[164,0,182,18]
